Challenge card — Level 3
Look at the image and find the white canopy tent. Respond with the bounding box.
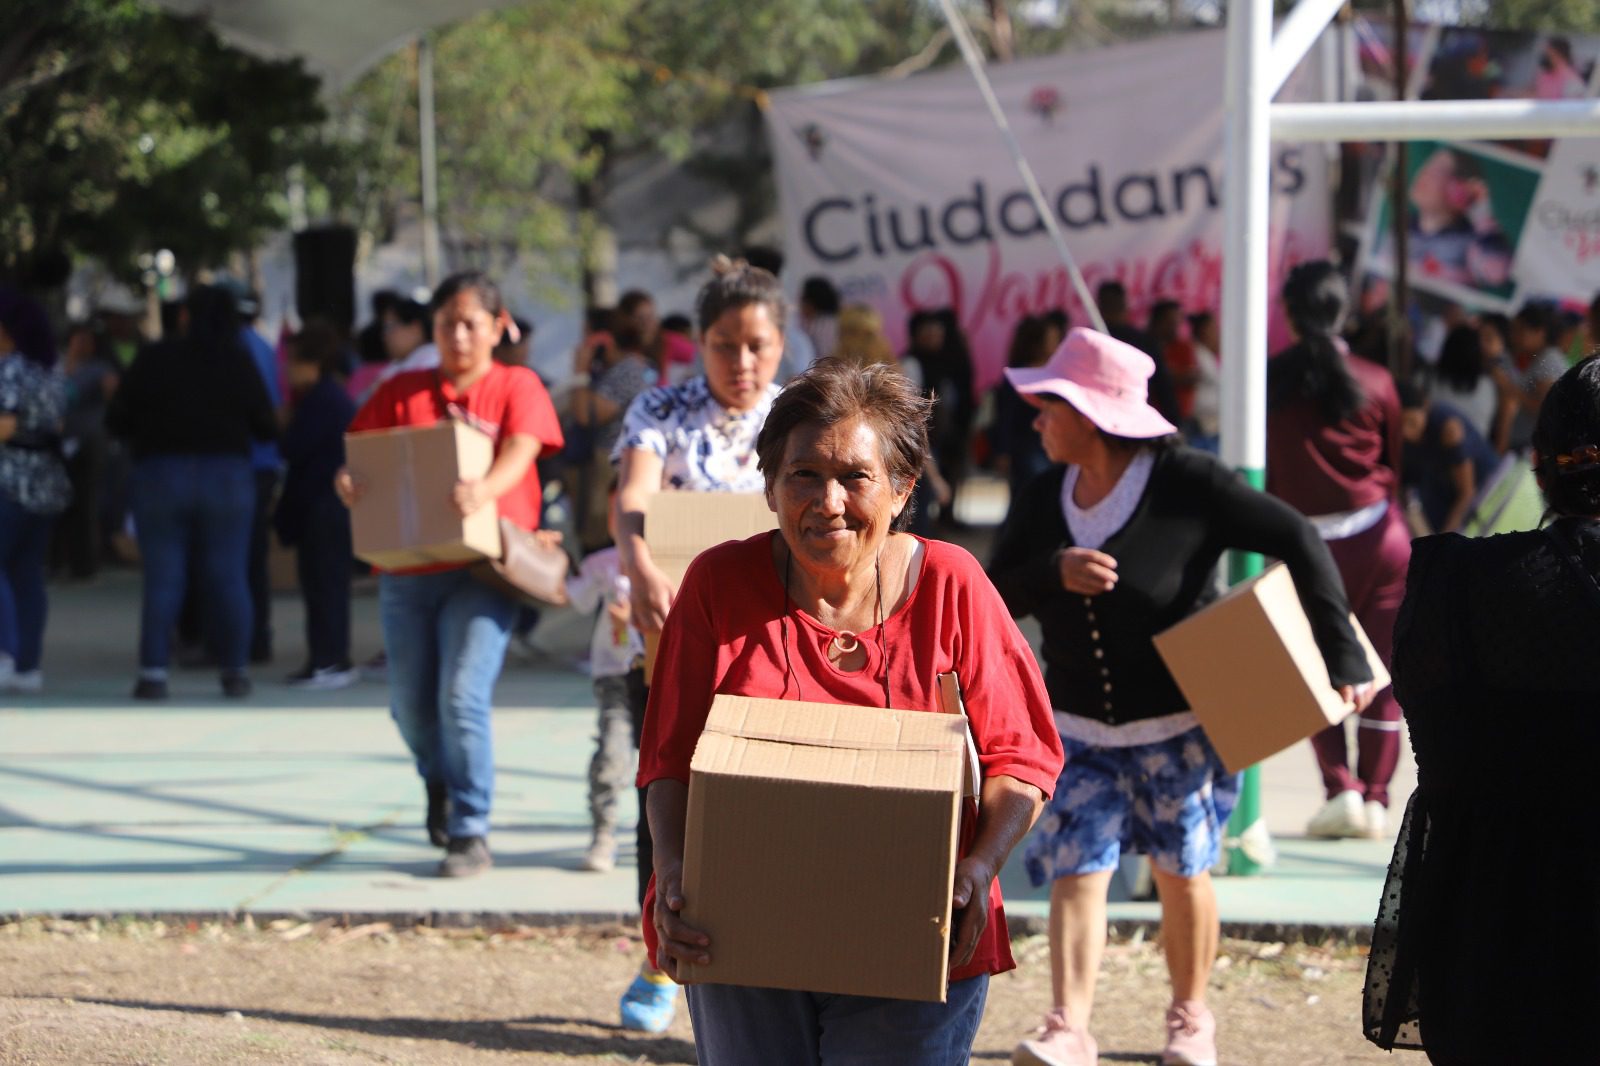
[145,0,519,88]
[147,0,521,284]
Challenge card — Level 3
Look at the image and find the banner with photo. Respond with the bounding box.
[1353,22,1600,339]
[765,30,1333,389]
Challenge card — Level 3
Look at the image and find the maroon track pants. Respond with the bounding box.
[1312,504,1411,809]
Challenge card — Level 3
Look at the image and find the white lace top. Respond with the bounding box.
[1060,448,1155,551]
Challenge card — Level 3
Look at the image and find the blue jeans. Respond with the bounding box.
[131,455,255,674]
[0,492,54,673]
[378,569,515,839]
[685,975,989,1066]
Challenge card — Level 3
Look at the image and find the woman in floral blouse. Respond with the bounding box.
[606,255,788,1034]
[0,287,71,693]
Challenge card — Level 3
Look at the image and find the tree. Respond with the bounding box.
[0,0,330,283]
[1458,0,1600,34]
[330,0,942,301]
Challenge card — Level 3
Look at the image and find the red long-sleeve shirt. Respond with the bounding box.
[638,532,1064,984]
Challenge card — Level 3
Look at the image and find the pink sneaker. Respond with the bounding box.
[1013,1007,1098,1066]
[1162,1000,1217,1066]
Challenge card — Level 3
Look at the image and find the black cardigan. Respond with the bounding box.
[988,446,1371,726]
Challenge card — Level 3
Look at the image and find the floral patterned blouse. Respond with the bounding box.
[610,374,778,492]
[0,354,71,515]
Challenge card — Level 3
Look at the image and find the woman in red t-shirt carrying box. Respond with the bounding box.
[335,272,562,878]
[640,360,1064,1064]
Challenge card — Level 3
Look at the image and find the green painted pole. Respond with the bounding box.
[1225,467,1271,876]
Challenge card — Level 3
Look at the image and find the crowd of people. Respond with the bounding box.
[3,248,1599,1066]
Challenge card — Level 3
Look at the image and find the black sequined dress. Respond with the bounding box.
[1365,519,1600,1063]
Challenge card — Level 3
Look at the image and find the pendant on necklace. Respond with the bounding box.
[831,632,860,656]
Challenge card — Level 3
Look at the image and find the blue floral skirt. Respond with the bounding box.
[1024,726,1241,882]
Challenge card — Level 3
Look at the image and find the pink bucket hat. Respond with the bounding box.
[1004,327,1178,439]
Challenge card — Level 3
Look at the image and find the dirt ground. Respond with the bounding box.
[0,918,1402,1065]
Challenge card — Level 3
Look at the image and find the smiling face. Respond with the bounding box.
[433,290,503,382]
[703,302,784,412]
[767,417,912,578]
[1033,396,1101,466]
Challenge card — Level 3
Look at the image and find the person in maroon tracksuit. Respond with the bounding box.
[1267,261,1407,841]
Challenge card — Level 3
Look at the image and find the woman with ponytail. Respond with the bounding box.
[1365,356,1600,1063]
[1266,261,1407,841]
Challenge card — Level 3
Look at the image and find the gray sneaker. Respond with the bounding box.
[437,836,492,878]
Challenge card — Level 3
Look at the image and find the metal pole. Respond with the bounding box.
[1220,0,1276,877]
[1269,97,1600,140]
[417,33,442,290]
[935,0,1106,333]
[1389,0,1411,383]
[1265,0,1347,99]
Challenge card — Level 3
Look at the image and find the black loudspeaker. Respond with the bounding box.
[292,226,357,329]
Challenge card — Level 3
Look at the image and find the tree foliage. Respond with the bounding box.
[0,1,332,282]
[333,0,948,282]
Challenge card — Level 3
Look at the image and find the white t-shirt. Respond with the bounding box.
[566,546,644,679]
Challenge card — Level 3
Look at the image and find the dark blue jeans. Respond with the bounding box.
[131,454,255,675]
[378,569,515,839]
[685,975,989,1066]
[0,492,54,673]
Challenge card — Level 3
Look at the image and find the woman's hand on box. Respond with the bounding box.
[333,467,364,508]
[452,478,493,517]
[1338,681,1377,715]
[631,559,675,635]
[652,860,711,980]
[1055,547,1118,596]
[948,855,996,971]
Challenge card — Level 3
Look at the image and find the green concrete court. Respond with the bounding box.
[0,566,1413,934]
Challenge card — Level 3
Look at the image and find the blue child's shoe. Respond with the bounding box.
[619,972,679,1033]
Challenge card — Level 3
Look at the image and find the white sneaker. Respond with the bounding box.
[1306,789,1367,839]
[1364,800,1388,839]
[581,831,617,872]
[2,670,41,694]
[287,664,361,690]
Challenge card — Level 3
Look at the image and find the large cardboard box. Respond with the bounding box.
[345,422,502,570]
[680,695,967,1002]
[643,491,776,679]
[1153,563,1390,774]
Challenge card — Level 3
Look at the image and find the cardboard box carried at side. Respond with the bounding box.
[345,421,502,570]
[680,695,966,1003]
[643,491,776,679]
[1152,562,1390,774]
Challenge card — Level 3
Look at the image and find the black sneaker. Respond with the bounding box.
[437,836,492,878]
[221,674,253,699]
[132,678,169,700]
[426,784,450,848]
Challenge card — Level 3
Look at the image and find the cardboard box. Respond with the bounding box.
[643,491,776,679]
[680,695,967,1002]
[1153,563,1390,774]
[345,422,502,570]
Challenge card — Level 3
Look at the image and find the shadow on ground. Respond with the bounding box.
[28,997,698,1063]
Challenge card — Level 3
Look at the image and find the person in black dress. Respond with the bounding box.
[1366,355,1600,1064]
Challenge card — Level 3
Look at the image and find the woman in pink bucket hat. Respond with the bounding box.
[990,326,1376,1066]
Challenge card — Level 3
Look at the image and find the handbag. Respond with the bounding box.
[471,517,571,607]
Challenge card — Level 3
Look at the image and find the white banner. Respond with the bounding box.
[766,30,1332,389]
[1512,136,1600,301]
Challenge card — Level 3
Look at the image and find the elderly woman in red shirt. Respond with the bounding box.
[637,358,1063,1065]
